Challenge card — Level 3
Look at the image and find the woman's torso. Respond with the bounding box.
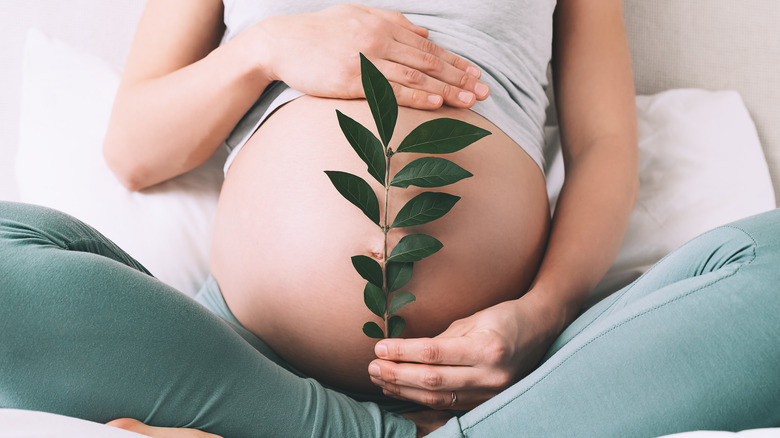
[210,1,555,393]
[221,0,557,170]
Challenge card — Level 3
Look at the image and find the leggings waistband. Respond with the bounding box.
[194,274,244,328]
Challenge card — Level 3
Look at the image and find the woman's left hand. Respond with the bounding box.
[368,293,565,410]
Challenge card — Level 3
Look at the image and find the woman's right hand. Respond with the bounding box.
[243,4,490,109]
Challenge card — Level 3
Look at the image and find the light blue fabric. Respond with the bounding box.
[430,210,780,437]
[2,201,778,436]
[220,0,555,173]
[0,202,415,437]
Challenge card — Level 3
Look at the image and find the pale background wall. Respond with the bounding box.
[0,1,143,201]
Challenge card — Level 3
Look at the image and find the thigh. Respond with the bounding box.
[0,202,414,437]
[430,209,780,437]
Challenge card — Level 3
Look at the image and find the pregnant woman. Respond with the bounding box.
[102,0,639,400]
[1,0,777,437]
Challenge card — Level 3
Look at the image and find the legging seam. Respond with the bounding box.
[463,225,758,434]
[551,224,760,355]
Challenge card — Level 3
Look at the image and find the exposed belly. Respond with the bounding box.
[210,95,549,393]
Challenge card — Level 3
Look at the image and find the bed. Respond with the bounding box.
[0,1,778,436]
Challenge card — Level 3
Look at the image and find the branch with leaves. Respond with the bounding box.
[326,54,490,339]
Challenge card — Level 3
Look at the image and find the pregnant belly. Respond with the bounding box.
[210,95,550,393]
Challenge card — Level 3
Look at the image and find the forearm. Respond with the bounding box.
[104,33,272,191]
[525,142,638,329]
[523,0,638,330]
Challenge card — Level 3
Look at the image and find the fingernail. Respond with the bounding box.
[368,363,381,378]
[466,65,481,77]
[475,82,489,98]
[375,342,388,358]
[458,91,474,104]
[427,94,442,106]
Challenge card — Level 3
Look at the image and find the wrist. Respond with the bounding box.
[226,17,278,89]
[518,285,582,336]
[251,16,282,83]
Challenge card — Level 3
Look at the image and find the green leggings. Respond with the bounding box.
[1,201,778,437]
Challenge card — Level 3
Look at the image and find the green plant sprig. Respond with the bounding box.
[325,53,491,339]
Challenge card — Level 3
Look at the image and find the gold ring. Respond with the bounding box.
[450,391,457,407]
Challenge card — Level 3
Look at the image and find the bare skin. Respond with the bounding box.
[103,0,638,435]
[103,1,488,191]
[366,0,638,412]
[107,418,222,437]
[210,95,549,393]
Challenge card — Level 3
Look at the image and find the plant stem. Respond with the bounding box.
[382,148,393,338]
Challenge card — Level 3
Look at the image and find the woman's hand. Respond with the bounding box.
[248,4,490,109]
[107,418,222,438]
[368,293,565,410]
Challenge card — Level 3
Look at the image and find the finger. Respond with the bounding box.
[362,6,429,38]
[369,359,487,392]
[375,336,482,365]
[378,380,496,411]
[370,356,515,395]
[390,81,444,110]
[390,26,485,84]
[381,42,490,105]
[349,59,443,110]
[375,59,483,109]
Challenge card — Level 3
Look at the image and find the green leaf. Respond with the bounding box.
[388,234,443,263]
[363,321,385,339]
[324,171,380,225]
[363,282,386,318]
[391,192,460,229]
[396,118,491,154]
[389,291,416,314]
[390,157,473,189]
[351,255,383,288]
[360,53,397,147]
[386,262,413,292]
[388,315,406,338]
[336,110,387,185]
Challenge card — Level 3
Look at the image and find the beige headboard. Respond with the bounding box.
[624,0,780,204]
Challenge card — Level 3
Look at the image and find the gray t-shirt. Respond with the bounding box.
[222,0,556,171]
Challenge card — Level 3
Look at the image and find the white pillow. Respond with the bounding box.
[656,429,780,438]
[0,409,146,438]
[545,88,776,306]
[16,28,225,296]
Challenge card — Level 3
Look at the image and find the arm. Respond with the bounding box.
[103,1,489,191]
[367,0,638,411]
[103,0,252,191]
[533,0,639,327]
